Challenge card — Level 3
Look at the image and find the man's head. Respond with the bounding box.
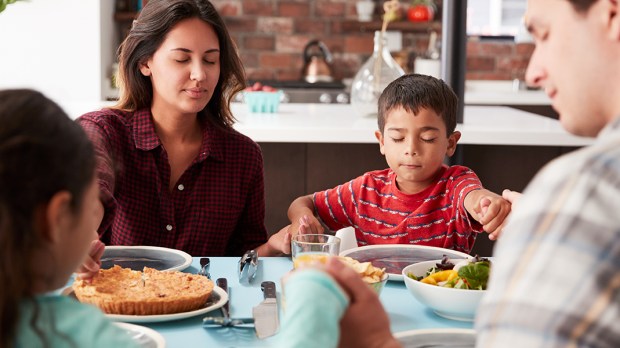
[525,0,620,137]
[375,74,461,194]
[377,74,458,136]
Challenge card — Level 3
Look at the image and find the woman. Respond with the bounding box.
[77,0,290,263]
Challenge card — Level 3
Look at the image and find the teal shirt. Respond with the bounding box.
[16,295,139,348]
[276,270,350,348]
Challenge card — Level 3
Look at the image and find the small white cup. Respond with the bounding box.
[356,1,375,22]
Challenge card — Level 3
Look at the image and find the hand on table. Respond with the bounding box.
[76,239,105,281]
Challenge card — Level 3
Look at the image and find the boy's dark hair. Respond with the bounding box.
[0,89,95,348]
[378,74,458,136]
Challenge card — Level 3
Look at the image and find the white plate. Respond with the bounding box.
[101,246,192,272]
[64,285,228,323]
[115,322,166,348]
[340,245,470,281]
[394,328,476,347]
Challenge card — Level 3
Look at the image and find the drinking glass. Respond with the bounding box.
[291,234,341,269]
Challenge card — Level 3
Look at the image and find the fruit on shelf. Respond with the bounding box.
[407,1,435,22]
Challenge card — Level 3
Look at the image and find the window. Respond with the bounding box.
[467,0,527,37]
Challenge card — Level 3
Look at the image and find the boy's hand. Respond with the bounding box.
[466,189,511,240]
[298,215,325,235]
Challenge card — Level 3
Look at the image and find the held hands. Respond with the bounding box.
[298,215,324,235]
[76,239,105,281]
[466,189,512,240]
[321,258,401,348]
[264,225,293,255]
[502,189,522,210]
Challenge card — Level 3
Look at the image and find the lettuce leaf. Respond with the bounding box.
[457,261,490,290]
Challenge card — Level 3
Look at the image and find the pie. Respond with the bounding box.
[72,265,214,315]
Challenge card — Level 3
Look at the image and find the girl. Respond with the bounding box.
[0,89,137,348]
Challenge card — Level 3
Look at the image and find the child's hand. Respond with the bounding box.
[297,215,325,235]
[76,239,105,282]
[474,192,511,240]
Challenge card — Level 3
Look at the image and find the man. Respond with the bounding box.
[475,0,620,346]
[278,0,620,347]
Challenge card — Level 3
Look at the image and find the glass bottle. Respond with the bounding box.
[350,31,405,117]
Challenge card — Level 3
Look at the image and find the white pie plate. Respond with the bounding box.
[63,285,228,323]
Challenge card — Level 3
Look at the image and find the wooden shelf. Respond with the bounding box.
[341,20,441,33]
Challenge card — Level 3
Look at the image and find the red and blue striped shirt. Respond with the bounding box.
[313,165,483,253]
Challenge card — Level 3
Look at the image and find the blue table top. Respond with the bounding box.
[134,257,472,347]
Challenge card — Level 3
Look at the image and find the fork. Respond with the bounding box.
[198,257,211,279]
[203,278,254,328]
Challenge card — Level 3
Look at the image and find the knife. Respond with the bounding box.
[216,278,230,320]
[252,281,279,338]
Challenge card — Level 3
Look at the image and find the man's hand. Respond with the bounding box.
[76,239,105,281]
[502,189,522,210]
[466,189,512,240]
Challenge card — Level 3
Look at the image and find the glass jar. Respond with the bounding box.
[350,31,405,117]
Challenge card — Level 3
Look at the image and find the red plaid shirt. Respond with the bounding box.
[77,108,267,256]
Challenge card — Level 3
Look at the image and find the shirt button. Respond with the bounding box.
[166,224,173,231]
[177,184,185,191]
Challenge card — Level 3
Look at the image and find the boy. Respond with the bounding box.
[287,74,511,253]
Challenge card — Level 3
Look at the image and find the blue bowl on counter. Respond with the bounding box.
[243,90,283,113]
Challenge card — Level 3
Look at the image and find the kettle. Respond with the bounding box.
[302,40,334,83]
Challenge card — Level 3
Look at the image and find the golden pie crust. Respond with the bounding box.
[72,265,213,315]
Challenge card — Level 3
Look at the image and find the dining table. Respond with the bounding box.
[137,256,473,347]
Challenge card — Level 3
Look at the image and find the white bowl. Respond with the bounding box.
[401,258,488,321]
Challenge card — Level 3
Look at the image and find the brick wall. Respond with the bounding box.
[210,0,534,82]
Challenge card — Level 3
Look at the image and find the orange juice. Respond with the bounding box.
[292,252,330,269]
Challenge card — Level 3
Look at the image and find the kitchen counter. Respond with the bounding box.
[62,101,592,147]
[231,103,591,147]
[464,80,550,106]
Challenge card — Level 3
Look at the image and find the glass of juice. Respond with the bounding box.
[291,234,341,269]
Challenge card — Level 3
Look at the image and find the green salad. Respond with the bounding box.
[407,255,491,290]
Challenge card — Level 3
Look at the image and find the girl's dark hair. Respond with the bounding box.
[0,89,95,348]
[114,0,246,129]
[378,74,458,136]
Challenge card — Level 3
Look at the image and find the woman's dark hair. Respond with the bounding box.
[114,0,246,129]
[378,74,458,136]
[0,89,95,348]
